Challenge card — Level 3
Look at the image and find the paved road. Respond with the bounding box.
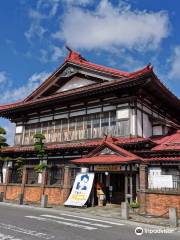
[0,204,179,240]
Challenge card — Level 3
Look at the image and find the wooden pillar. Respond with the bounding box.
[63,166,71,202]
[124,166,128,203]
[138,164,148,214]
[130,165,133,202]
[139,164,148,190]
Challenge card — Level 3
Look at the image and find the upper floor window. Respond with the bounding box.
[15,109,131,145]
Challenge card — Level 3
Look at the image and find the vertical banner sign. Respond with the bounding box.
[64,173,94,207]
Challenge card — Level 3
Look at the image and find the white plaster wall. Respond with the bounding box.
[137,110,142,137]
[143,113,152,138]
[116,108,129,119]
[153,125,163,136]
[2,162,8,183]
[130,109,136,136]
[57,77,95,92]
[38,173,43,184]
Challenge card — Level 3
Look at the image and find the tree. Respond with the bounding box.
[0,127,8,148]
[0,126,8,183]
[15,157,25,177]
[33,132,47,173]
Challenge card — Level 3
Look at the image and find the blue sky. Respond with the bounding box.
[0,0,180,144]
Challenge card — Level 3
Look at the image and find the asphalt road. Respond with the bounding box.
[0,203,179,240]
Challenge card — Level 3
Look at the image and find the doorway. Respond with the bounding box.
[93,172,125,205]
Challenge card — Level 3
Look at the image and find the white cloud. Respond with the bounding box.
[25,24,47,41]
[0,71,8,84]
[40,46,64,63]
[63,0,93,6]
[168,46,180,81]
[54,0,169,51]
[25,0,69,41]
[0,72,50,104]
[51,46,64,61]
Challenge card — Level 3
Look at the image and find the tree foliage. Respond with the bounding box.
[33,132,47,173]
[15,157,25,175]
[33,132,46,159]
[0,126,8,149]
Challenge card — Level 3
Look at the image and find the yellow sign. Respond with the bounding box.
[94,165,121,172]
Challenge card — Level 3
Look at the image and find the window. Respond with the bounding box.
[26,169,38,184]
[47,167,64,185]
[117,120,129,136]
[70,168,80,187]
[92,114,100,138]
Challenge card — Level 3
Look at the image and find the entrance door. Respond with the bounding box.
[110,173,125,204]
[93,172,125,205]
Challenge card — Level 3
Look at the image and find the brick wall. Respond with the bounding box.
[44,187,64,205]
[0,185,4,192]
[0,184,69,205]
[6,185,21,201]
[139,191,180,218]
[24,186,42,203]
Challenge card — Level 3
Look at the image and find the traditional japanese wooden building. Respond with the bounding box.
[0,48,180,217]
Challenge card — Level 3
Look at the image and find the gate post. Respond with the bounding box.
[169,208,178,227]
[121,202,129,220]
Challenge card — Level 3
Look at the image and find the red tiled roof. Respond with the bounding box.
[152,130,180,151]
[146,156,180,162]
[65,48,129,77]
[0,49,153,113]
[0,137,152,153]
[71,155,140,164]
[71,136,142,164]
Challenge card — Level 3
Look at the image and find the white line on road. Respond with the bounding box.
[25,216,97,231]
[41,214,111,228]
[0,223,54,239]
[59,213,125,226]
[0,232,22,240]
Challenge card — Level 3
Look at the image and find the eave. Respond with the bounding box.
[0,71,150,118]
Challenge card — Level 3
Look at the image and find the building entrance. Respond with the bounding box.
[94,172,126,206]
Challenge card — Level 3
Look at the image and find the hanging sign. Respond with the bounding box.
[94,165,122,172]
[64,173,94,207]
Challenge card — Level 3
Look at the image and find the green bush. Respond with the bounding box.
[34,163,47,173]
[130,201,140,208]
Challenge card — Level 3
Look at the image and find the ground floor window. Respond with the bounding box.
[47,166,64,185]
[26,168,39,184]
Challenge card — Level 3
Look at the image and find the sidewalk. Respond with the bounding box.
[2,201,179,228]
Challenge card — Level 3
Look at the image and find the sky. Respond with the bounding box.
[0,0,180,145]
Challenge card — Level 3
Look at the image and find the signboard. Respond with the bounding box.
[64,173,94,207]
[148,175,173,188]
[94,165,122,172]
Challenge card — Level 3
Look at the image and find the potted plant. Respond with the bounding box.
[130,200,140,213]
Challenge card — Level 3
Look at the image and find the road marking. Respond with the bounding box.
[0,232,22,240]
[25,216,97,231]
[41,214,111,228]
[59,213,124,226]
[0,223,54,239]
